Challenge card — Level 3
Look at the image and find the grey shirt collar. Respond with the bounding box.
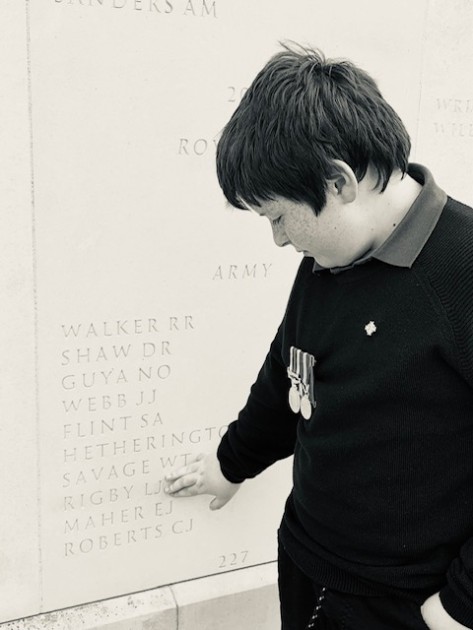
[312,163,448,274]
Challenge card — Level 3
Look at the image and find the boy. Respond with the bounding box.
[164,45,473,629]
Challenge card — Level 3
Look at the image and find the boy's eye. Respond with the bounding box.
[271,216,282,226]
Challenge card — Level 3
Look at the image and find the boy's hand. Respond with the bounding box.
[164,452,242,510]
[421,592,471,629]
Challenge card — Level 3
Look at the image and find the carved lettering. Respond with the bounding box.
[212,263,273,280]
[178,137,218,155]
[54,0,216,16]
[227,86,248,103]
[59,314,207,558]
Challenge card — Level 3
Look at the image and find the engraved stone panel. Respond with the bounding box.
[0,0,41,621]
[28,0,301,613]
[415,0,473,204]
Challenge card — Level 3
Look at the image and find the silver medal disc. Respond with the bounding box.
[289,386,301,413]
[301,395,312,420]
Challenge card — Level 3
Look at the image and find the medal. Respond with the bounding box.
[300,352,316,420]
[300,392,312,420]
[287,347,317,418]
[287,347,302,412]
[289,385,301,413]
[307,353,316,410]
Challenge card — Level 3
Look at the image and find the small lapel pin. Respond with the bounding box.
[365,321,377,336]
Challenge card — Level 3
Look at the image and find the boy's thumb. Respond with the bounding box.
[209,497,226,511]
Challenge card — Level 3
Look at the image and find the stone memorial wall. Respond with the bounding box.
[0,0,471,624]
[415,0,473,206]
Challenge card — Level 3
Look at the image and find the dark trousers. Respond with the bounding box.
[278,544,431,630]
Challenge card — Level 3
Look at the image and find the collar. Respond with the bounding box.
[312,163,447,274]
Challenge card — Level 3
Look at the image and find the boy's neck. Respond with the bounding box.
[360,166,423,251]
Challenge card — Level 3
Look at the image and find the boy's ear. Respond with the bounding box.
[327,160,358,203]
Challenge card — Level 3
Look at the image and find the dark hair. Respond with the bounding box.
[216,43,411,214]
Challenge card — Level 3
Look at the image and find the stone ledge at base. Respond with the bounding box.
[0,563,279,630]
[173,562,279,630]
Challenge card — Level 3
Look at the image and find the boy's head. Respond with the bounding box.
[216,43,411,216]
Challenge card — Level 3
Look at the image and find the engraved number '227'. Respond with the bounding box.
[218,550,249,568]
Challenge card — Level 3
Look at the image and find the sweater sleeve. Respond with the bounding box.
[440,548,473,629]
[217,322,299,483]
[438,293,473,628]
[427,200,473,627]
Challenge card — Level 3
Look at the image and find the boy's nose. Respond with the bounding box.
[271,223,288,247]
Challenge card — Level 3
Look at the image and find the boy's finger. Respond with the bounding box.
[169,486,200,498]
[165,474,198,494]
[165,463,199,481]
[164,468,187,481]
[167,454,204,478]
[209,496,228,511]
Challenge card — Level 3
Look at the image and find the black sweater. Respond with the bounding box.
[217,194,473,627]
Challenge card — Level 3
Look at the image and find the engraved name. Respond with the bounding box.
[54,0,218,18]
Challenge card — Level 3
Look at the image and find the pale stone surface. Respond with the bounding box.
[0,587,176,630]
[28,0,298,614]
[173,562,280,630]
[0,0,41,622]
[0,565,278,629]
[415,0,473,205]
